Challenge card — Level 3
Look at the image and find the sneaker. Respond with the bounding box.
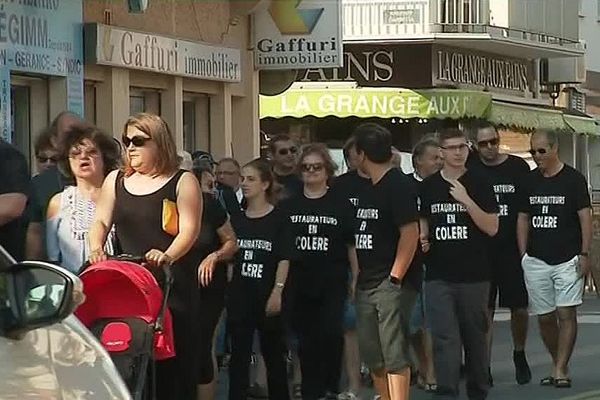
[514,350,532,385]
[337,391,361,400]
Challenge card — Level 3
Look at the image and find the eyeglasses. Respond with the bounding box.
[37,155,58,163]
[529,148,548,156]
[278,147,298,156]
[301,163,324,172]
[69,147,100,158]
[122,135,152,148]
[441,143,469,152]
[477,138,500,148]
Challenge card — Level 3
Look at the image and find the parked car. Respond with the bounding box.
[0,245,131,399]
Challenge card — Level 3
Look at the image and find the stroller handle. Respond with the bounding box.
[80,254,173,282]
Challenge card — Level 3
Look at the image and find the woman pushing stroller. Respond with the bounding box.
[89,113,203,400]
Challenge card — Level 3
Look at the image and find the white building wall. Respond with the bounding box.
[579,0,600,72]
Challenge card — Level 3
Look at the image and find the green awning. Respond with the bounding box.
[260,88,492,119]
[487,101,566,131]
[564,114,599,136]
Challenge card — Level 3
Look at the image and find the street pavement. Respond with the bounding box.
[214,295,600,400]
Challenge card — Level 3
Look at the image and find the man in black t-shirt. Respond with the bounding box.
[472,121,532,385]
[420,128,499,400]
[0,140,30,261]
[269,134,303,199]
[352,123,419,400]
[517,129,591,388]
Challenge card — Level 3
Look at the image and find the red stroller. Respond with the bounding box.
[75,256,175,400]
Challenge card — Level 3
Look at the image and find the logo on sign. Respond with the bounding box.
[269,0,324,35]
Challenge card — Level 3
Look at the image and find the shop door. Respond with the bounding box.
[182,94,209,153]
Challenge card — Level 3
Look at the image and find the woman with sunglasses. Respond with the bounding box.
[284,143,358,400]
[46,125,120,274]
[89,113,203,400]
[227,158,291,400]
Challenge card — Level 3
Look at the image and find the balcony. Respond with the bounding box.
[342,0,584,59]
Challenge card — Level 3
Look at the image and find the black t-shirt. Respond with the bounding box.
[275,172,303,200]
[31,165,70,221]
[420,169,498,283]
[518,165,591,265]
[471,155,530,250]
[354,168,419,290]
[0,141,30,261]
[217,183,244,219]
[331,170,371,207]
[228,207,290,321]
[197,193,229,291]
[282,190,355,296]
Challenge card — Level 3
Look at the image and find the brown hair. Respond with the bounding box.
[59,126,121,179]
[268,133,294,154]
[297,143,338,178]
[243,158,281,204]
[439,128,467,144]
[122,113,179,177]
[34,127,55,156]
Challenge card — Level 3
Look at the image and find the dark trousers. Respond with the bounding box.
[426,280,490,400]
[294,284,346,400]
[228,315,290,400]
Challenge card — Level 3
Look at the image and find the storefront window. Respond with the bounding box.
[130,95,145,115]
[183,101,196,152]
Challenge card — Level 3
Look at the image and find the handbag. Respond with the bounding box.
[162,198,179,236]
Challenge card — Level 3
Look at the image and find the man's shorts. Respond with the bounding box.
[489,252,529,310]
[522,254,584,315]
[355,278,416,372]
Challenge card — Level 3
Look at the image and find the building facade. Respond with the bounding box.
[260,0,595,167]
[83,0,260,164]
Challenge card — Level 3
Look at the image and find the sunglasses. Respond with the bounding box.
[477,138,500,147]
[529,148,548,156]
[122,135,152,148]
[441,143,469,152]
[37,155,58,163]
[301,163,324,172]
[278,147,298,156]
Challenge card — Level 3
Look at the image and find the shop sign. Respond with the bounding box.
[253,0,342,69]
[297,48,395,85]
[0,0,84,136]
[260,88,492,119]
[86,24,242,83]
[434,46,532,94]
[0,67,10,143]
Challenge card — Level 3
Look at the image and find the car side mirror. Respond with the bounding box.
[1,262,83,339]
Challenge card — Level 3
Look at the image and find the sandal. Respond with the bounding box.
[424,383,438,393]
[540,376,555,386]
[293,383,302,399]
[554,378,572,388]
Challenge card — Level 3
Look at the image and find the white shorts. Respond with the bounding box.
[521,254,584,315]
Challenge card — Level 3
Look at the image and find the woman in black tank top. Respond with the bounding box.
[89,113,203,400]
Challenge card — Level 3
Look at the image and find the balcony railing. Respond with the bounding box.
[342,0,581,51]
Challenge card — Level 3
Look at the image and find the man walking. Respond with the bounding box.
[517,129,591,389]
[269,134,303,199]
[420,128,499,400]
[472,121,532,385]
[352,123,420,400]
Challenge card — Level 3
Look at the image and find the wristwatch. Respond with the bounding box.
[389,275,402,286]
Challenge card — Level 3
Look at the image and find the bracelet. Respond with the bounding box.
[274,282,285,289]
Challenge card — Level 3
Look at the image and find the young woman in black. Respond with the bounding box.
[227,158,291,400]
[285,143,359,400]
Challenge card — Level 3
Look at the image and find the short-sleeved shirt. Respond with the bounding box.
[354,168,419,290]
[518,165,591,265]
[31,165,70,221]
[197,193,229,291]
[0,141,30,260]
[275,172,303,200]
[282,190,356,296]
[420,169,499,283]
[470,155,530,250]
[331,170,371,208]
[228,207,290,321]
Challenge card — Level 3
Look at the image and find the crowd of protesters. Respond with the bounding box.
[0,111,593,400]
